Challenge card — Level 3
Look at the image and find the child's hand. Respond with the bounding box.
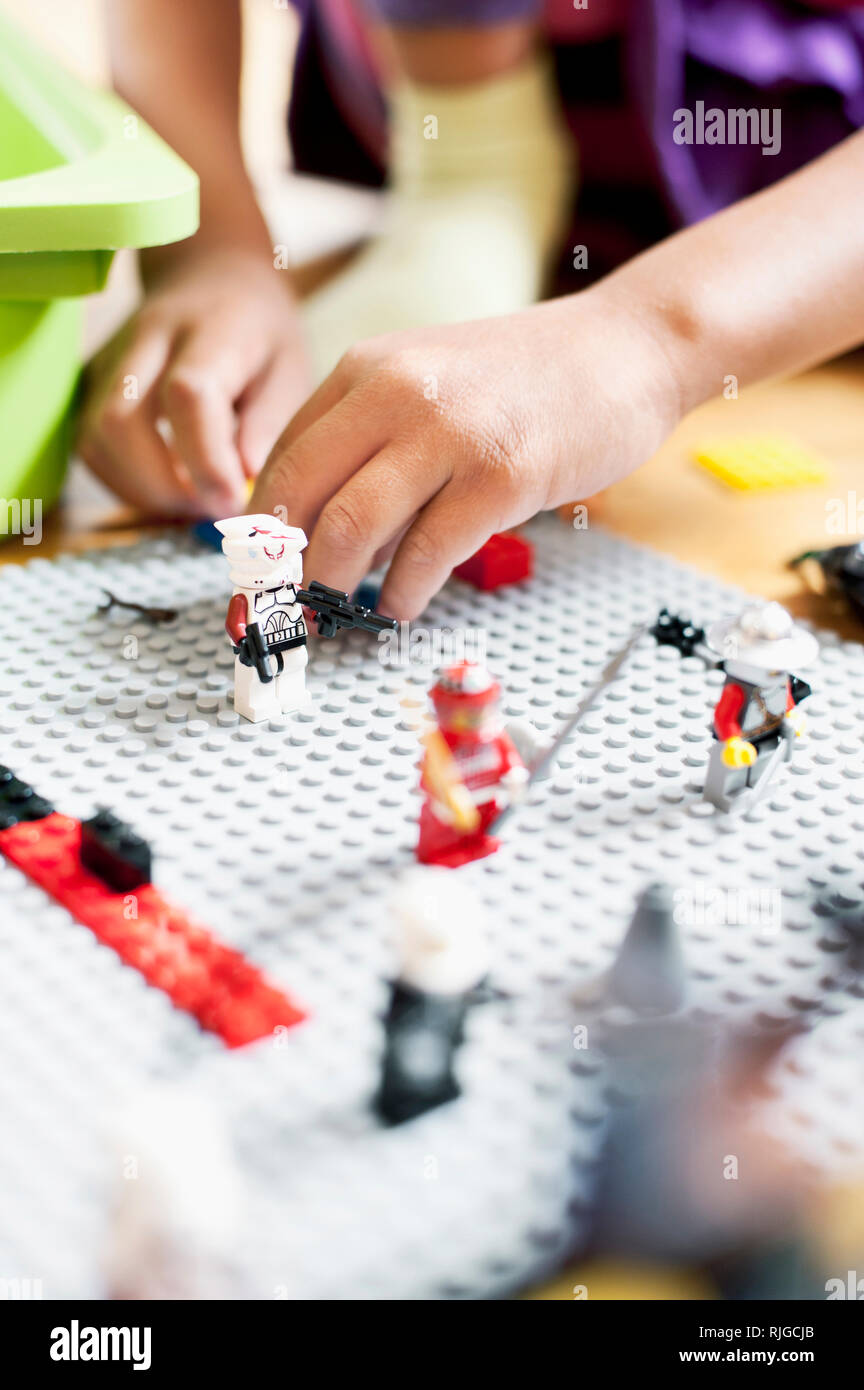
[251,129,864,619]
[78,249,311,518]
[249,290,684,618]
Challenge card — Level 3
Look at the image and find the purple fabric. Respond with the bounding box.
[361,0,540,21]
[632,0,864,225]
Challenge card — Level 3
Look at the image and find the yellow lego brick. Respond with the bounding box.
[522,1259,716,1301]
[694,436,829,492]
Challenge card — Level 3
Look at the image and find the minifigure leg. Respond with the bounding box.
[274,646,309,715]
[232,659,284,724]
[702,741,749,812]
[417,800,501,869]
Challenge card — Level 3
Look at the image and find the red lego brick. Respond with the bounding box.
[452,533,533,591]
[0,813,305,1047]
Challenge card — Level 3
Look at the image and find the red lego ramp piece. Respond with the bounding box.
[0,813,305,1046]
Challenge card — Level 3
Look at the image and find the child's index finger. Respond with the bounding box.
[248,381,389,537]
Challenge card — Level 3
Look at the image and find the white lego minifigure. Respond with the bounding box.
[375,867,492,1125]
[216,515,311,722]
[216,514,397,723]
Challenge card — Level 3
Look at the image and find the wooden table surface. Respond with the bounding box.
[3,354,863,647]
[595,353,864,641]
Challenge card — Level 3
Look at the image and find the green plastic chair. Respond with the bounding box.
[0,10,199,531]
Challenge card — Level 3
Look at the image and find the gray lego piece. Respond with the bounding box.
[1,518,863,1299]
[607,881,686,1014]
[702,721,795,813]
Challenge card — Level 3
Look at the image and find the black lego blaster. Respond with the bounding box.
[235,621,277,683]
[296,580,398,640]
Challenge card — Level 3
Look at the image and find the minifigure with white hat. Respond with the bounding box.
[703,601,818,811]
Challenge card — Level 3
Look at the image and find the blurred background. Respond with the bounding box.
[3,0,383,351]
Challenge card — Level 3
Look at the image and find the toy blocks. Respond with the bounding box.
[651,602,818,814]
[0,764,54,827]
[650,609,706,658]
[375,869,490,1125]
[81,809,153,893]
[702,602,817,813]
[216,514,396,722]
[607,882,686,1015]
[693,436,828,492]
[790,541,864,626]
[452,532,533,591]
[0,779,305,1047]
[2,518,864,1302]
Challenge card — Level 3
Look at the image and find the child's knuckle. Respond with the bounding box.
[399,524,441,575]
[335,343,374,382]
[318,498,369,555]
[162,370,207,419]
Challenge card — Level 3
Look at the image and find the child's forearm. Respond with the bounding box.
[599,129,864,416]
[108,0,272,268]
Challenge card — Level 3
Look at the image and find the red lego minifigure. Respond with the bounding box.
[417,662,527,868]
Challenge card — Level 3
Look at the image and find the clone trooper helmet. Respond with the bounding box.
[215,514,307,589]
[706,601,818,674]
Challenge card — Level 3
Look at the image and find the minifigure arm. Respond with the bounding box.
[499,736,527,783]
[714,683,746,740]
[419,748,433,797]
[225,592,249,645]
[784,676,809,737]
[500,736,526,776]
[421,732,480,833]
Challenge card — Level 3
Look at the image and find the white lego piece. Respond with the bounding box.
[215,514,310,722]
[392,867,490,995]
[504,717,549,776]
[706,601,819,668]
[104,1088,242,1300]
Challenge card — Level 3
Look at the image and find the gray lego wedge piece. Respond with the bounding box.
[607,881,687,1014]
[0,519,863,1299]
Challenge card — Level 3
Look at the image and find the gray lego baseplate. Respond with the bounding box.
[1,517,863,1300]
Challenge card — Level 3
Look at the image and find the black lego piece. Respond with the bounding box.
[97,590,178,623]
[80,808,153,893]
[296,579,398,640]
[374,981,470,1126]
[650,608,706,657]
[790,542,864,626]
[0,765,54,830]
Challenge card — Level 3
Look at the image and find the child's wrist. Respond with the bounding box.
[140,230,278,290]
[141,170,275,286]
[590,264,717,427]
